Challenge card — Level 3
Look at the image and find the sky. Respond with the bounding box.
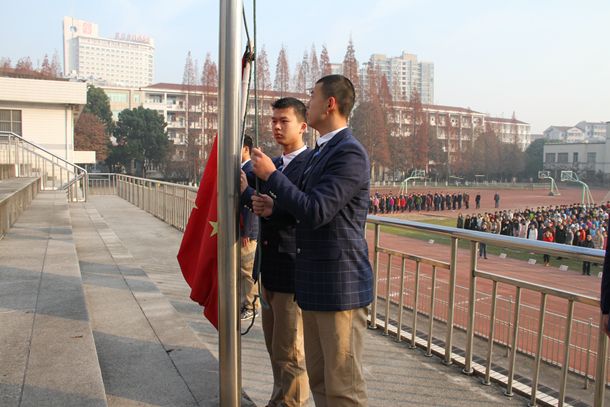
[1,0,608,134]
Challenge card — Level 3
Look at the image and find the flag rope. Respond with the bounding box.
[241,0,267,336]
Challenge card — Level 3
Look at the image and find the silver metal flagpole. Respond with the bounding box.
[218,0,242,405]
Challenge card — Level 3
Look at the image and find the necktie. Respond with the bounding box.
[277,157,284,172]
[301,141,325,186]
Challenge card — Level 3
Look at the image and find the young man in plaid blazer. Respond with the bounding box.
[251,75,373,406]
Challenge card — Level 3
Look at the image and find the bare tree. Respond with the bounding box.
[407,88,429,172]
[201,52,218,169]
[319,44,332,76]
[274,45,290,97]
[41,54,52,76]
[51,49,62,77]
[292,61,305,94]
[309,44,320,86]
[342,36,360,100]
[0,57,12,71]
[14,57,34,74]
[182,51,201,184]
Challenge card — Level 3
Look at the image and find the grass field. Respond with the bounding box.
[369,217,596,273]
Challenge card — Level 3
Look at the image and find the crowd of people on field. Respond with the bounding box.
[368,191,497,214]
[456,202,609,274]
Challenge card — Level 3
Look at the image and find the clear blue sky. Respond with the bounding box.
[2,0,608,134]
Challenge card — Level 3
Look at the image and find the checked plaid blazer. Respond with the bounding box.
[264,128,374,312]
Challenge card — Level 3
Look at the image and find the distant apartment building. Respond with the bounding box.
[543,126,585,143]
[330,63,343,76]
[359,51,434,104]
[62,16,154,88]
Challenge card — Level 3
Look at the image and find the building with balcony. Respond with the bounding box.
[62,16,154,88]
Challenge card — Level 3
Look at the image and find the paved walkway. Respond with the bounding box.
[83,195,528,406]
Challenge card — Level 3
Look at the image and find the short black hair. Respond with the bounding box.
[316,74,355,118]
[271,97,307,123]
[243,135,253,154]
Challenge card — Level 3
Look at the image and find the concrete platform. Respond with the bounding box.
[85,195,529,407]
[0,190,106,407]
[0,177,40,238]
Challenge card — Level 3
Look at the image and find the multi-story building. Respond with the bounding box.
[62,16,154,88]
[390,103,531,151]
[542,126,585,143]
[575,121,607,142]
[359,51,434,104]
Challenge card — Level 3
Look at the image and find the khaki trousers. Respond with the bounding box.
[261,283,309,406]
[240,239,259,310]
[302,307,369,407]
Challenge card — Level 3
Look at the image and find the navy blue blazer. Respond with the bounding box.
[240,160,258,240]
[601,219,610,314]
[240,148,312,293]
[264,128,374,312]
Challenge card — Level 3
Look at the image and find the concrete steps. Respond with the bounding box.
[0,190,107,406]
[69,200,224,406]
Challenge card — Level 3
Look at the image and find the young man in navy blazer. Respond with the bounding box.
[240,98,311,406]
[251,75,373,406]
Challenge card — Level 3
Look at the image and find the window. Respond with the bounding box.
[106,92,128,102]
[573,152,579,163]
[0,109,22,135]
[112,110,121,120]
[545,153,556,163]
[587,153,596,163]
[134,94,140,103]
[557,153,568,163]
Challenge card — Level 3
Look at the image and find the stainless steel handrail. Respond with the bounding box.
[366,215,607,407]
[0,131,88,201]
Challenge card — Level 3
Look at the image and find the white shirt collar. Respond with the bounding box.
[316,126,347,147]
[280,145,308,172]
[240,158,251,169]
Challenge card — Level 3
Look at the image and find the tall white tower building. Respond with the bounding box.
[360,51,434,104]
[62,16,154,88]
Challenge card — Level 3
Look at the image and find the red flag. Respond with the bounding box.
[178,137,219,329]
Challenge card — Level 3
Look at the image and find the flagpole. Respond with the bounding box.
[218,0,242,405]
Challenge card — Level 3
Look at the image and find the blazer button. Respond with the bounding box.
[263,241,268,245]
[297,248,300,253]
[296,220,300,223]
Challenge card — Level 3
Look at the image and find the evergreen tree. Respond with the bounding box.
[342,36,360,100]
[274,45,290,96]
[319,44,332,76]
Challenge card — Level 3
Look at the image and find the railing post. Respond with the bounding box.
[444,237,458,365]
[396,258,406,342]
[558,301,575,406]
[411,261,421,349]
[506,287,522,397]
[383,255,393,336]
[585,317,593,389]
[506,295,513,357]
[464,241,478,374]
[530,293,547,406]
[426,266,437,357]
[593,313,608,407]
[370,223,380,329]
[483,281,499,385]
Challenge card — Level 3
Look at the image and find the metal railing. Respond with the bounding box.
[0,131,88,201]
[367,216,608,407]
[89,174,198,231]
[87,174,609,406]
